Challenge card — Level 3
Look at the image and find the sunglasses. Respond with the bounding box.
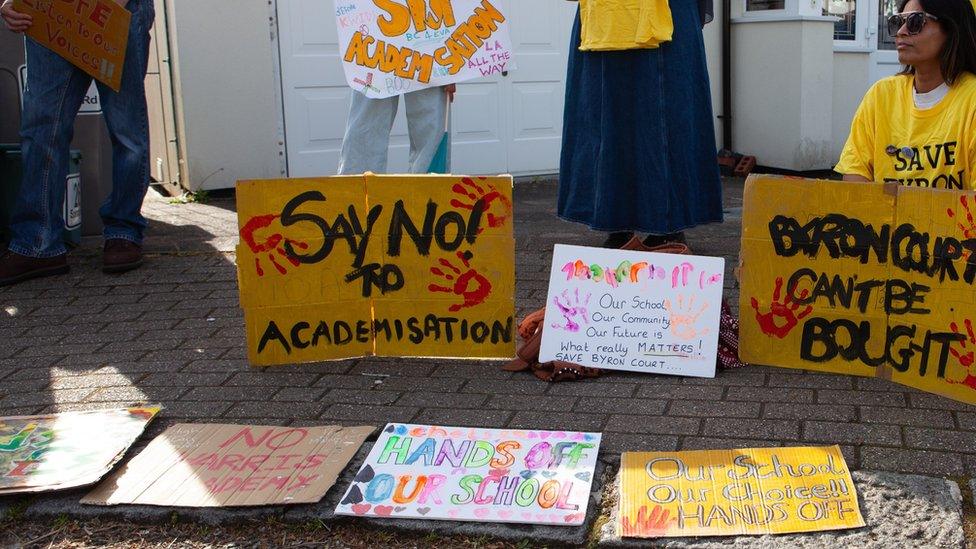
[887,11,939,36]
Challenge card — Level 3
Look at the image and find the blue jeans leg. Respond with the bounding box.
[97,0,154,244]
[9,39,90,258]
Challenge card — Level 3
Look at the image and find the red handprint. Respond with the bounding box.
[621,504,674,537]
[450,177,513,231]
[239,214,309,276]
[750,277,813,339]
[427,251,492,312]
[947,195,976,259]
[947,319,976,389]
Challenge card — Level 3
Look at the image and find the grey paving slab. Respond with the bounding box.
[599,470,964,548]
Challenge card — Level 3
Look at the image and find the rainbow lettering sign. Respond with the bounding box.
[539,244,725,377]
[335,0,516,98]
[334,424,601,525]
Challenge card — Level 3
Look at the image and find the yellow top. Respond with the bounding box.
[579,0,673,51]
[836,73,976,190]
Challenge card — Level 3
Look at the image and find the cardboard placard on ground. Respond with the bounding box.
[235,174,516,366]
[0,407,159,494]
[83,423,374,507]
[14,0,130,91]
[337,0,516,98]
[335,423,601,525]
[539,244,724,377]
[739,175,976,404]
[619,446,864,538]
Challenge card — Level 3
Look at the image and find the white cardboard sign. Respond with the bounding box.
[539,244,725,378]
[334,423,601,525]
[335,0,516,98]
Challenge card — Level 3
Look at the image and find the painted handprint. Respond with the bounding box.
[240,214,310,276]
[621,504,674,537]
[665,295,709,340]
[947,195,976,259]
[750,277,812,339]
[428,251,492,312]
[450,177,513,231]
[947,319,976,389]
[551,289,591,332]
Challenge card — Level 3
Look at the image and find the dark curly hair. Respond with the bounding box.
[897,0,976,84]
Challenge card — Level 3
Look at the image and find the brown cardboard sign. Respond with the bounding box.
[82,423,374,507]
[14,0,131,91]
[0,407,159,494]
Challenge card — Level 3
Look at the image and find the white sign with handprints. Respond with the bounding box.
[539,244,725,378]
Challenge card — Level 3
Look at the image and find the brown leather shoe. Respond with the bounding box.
[0,250,69,286]
[103,239,143,274]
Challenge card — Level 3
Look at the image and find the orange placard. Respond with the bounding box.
[15,0,130,91]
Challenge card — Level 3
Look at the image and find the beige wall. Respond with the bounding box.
[166,0,285,191]
[730,18,836,170]
[703,3,725,149]
[831,52,873,164]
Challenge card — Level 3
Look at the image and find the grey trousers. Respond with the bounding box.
[337,87,451,175]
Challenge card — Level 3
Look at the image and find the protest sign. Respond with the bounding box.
[335,423,601,525]
[538,244,724,377]
[83,423,374,507]
[740,175,976,404]
[0,407,159,494]
[336,0,516,98]
[235,174,515,366]
[14,0,130,91]
[619,446,863,538]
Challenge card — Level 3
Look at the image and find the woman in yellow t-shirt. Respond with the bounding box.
[836,0,976,190]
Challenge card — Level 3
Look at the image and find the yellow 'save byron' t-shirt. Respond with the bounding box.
[836,73,976,190]
[579,0,673,51]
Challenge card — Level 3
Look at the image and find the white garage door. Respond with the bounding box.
[276,0,577,177]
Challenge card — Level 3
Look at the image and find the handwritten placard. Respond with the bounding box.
[235,174,515,366]
[335,423,601,525]
[740,176,976,404]
[539,244,724,377]
[83,424,374,507]
[14,0,130,91]
[0,407,159,494]
[619,446,864,538]
[336,0,516,98]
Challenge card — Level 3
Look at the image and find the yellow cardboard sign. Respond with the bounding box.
[15,0,130,91]
[236,174,515,366]
[740,175,976,404]
[619,446,863,538]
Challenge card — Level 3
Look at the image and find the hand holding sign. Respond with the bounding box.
[1,0,32,32]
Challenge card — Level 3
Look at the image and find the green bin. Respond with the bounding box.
[0,144,82,248]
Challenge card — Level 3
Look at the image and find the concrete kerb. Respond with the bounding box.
[598,470,965,548]
[3,443,968,548]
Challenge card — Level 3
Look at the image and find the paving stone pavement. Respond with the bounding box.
[0,178,972,545]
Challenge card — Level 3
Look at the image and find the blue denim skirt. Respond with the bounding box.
[557,0,723,234]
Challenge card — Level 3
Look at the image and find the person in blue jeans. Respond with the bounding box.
[0,0,154,286]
